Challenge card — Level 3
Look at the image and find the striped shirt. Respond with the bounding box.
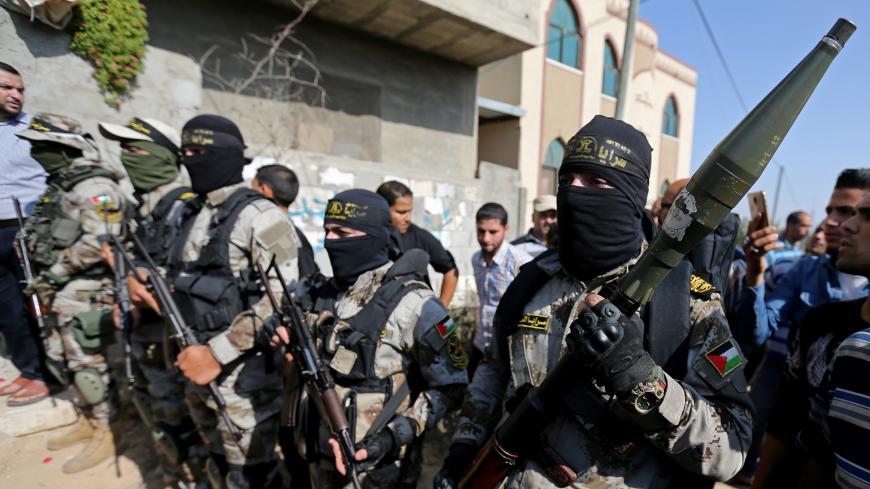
[828,327,870,488]
[0,112,47,218]
[472,242,531,351]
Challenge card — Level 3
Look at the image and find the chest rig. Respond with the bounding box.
[169,188,264,342]
[134,186,197,267]
[313,251,429,391]
[25,165,117,271]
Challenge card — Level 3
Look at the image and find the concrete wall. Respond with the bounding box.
[0,0,525,306]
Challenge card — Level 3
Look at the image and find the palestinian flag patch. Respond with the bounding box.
[705,339,743,377]
[435,316,456,339]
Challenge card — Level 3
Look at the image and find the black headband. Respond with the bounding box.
[127,118,179,155]
[29,117,73,135]
[181,128,244,151]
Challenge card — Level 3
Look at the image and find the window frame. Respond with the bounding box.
[547,0,582,69]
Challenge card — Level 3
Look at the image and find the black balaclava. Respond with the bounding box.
[180,115,246,195]
[323,189,392,289]
[557,115,652,280]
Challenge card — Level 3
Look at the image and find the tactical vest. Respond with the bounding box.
[495,230,743,488]
[134,186,197,267]
[313,252,430,391]
[26,165,117,271]
[170,188,265,342]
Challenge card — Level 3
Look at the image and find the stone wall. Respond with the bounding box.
[0,1,524,306]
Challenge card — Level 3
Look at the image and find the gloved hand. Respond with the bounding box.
[566,295,656,395]
[433,440,478,489]
[354,428,396,471]
[257,314,282,347]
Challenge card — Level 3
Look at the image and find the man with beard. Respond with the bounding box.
[138,114,300,489]
[435,116,752,488]
[275,189,468,488]
[98,117,207,487]
[744,170,870,488]
[0,62,49,406]
[735,170,869,486]
[797,191,870,487]
[16,114,126,473]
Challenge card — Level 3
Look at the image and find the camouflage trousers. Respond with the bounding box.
[185,348,284,489]
[131,319,207,485]
[47,278,114,425]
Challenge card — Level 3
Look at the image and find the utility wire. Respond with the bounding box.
[691,0,749,113]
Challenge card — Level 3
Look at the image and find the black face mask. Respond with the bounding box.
[557,185,643,281]
[182,148,245,195]
[325,234,390,289]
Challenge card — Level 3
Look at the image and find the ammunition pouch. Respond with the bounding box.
[73,368,107,405]
[71,310,116,350]
[50,215,83,248]
[172,275,251,342]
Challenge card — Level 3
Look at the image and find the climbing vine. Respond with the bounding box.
[69,0,148,107]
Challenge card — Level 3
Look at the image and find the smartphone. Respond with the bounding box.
[747,191,769,228]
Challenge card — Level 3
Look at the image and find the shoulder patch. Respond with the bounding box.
[435,316,456,339]
[690,274,716,297]
[90,194,122,223]
[704,338,744,377]
[518,313,549,332]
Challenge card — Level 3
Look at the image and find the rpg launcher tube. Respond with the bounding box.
[461,18,855,489]
[610,17,855,314]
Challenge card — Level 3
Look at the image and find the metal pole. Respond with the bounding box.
[771,164,784,227]
[615,0,640,120]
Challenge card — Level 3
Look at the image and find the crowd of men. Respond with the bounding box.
[2,58,870,489]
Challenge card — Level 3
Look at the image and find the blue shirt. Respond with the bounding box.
[735,254,869,363]
[472,242,531,351]
[0,112,47,218]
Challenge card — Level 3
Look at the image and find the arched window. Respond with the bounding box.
[541,139,565,193]
[547,0,581,68]
[603,41,619,97]
[662,96,679,137]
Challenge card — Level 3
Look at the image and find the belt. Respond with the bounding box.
[0,219,19,228]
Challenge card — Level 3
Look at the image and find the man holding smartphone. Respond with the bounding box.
[734,168,870,485]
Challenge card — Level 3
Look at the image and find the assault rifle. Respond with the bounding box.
[255,258,362,489]
[115,232,243,445]
[11,195,66,385]
[103,225,136,394]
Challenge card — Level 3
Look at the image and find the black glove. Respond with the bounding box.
[567,299,656,395]
[433,440,478,489]
[355,429,396,471]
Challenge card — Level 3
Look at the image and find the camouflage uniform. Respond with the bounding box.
[19,114,124,425]
[131,177,208,486]
[17,114,126,473]
[451,252,754,488]
[310,261,469,489]
[175,181,299,489]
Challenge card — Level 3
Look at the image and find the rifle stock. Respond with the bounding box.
[255,260,362,489]
[460,18,855,488]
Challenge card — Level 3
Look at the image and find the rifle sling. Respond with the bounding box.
[363,380,410,440]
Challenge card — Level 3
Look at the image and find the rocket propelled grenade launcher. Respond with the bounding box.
[610,17,856,313]
[459,18,856,489]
